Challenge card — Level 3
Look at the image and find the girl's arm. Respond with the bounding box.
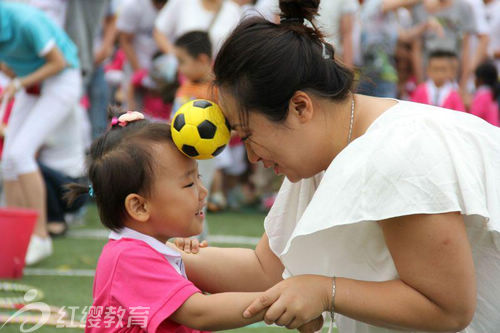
[170,291,266,331]
[244,212,476,331]
[183,233,285,293]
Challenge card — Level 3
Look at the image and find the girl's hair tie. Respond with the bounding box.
[110,111,145,128]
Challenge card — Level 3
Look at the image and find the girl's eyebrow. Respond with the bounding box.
[182,168,197,178]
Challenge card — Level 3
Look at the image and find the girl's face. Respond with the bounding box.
[219,91,326,183]
[147,143,208,240]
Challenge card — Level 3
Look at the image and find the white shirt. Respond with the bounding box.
[109,227,187,277]
[265,101,500,332]
[116,0,159,70]
[155,0,241,56]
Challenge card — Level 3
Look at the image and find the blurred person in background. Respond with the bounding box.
[411,50,466,111]
[116,0,167,110]
[153,0,241,57]
[411,0,477,97]
[237,0,280,22]
[0,1,81,264]
[469,61,499,125]
[358,0,443,98]
[316,0,359,68]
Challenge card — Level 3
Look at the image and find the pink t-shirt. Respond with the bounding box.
[411,81,466,112]
[86,229,209,333]
[469,87,499,127]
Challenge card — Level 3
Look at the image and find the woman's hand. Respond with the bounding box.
[172,238,208,254]
[243,274,332,329]
[298,315,324,333]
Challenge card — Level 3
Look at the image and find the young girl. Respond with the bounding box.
[65,110,268,332]
[469,61,499,126]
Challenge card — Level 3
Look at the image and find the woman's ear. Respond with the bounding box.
[124,194,150,223]
[289,91,314,124]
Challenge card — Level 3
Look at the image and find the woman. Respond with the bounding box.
[177,0,500,332]
[0,2,82,265]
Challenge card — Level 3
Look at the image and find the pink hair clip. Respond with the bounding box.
[111,111,145,128]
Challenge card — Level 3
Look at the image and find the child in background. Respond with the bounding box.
[66,110,267,332]
[411,50,466,111]
[172,31,218,237]
[469,61,499,126]
[172,31,215,113]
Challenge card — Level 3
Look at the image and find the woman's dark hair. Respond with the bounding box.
[213,0,354,128]
[475,61,499,99]
[64,107,173,231]
[175,31,212,59]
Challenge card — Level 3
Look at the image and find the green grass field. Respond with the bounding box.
[0,204,334,332]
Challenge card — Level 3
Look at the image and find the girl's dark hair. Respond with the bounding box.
[475,61,500,99]
[64,107,173,231]
[213,0,353,128]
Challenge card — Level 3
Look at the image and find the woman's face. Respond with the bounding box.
[219,91,325,183]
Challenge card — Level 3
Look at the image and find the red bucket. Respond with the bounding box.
[0,208,37,279]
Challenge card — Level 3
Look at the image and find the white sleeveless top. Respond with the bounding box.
[264,100,500,333]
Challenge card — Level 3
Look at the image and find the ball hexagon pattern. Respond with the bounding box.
[171,99,231,160]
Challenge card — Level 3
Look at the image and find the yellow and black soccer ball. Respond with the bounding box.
[171,99,231,160]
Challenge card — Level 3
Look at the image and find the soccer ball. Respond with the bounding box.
[171,99,231,160]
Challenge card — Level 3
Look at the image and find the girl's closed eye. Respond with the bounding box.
[184,174,201,188]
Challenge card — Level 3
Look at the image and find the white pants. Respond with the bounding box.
[2,69,82,180]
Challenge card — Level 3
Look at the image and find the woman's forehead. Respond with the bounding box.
[218,91,241,129]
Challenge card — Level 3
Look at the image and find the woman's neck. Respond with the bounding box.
[321,94,397,168]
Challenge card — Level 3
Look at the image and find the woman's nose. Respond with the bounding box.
[245,143,260,164]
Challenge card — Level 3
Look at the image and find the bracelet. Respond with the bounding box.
[12,78,23,91]
[330,276,336,322]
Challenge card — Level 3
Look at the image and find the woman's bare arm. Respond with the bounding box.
[244,213,476,331]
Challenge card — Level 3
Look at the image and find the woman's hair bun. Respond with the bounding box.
[279,0,320,22]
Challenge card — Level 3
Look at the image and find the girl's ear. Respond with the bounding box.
[124,194,150,223]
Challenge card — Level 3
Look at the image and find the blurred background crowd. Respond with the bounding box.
[0,0,498,265]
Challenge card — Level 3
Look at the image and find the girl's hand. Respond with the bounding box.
[173,238,208,254]
[243,274,332,329]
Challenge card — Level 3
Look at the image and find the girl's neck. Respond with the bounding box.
[124,221,169,244]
